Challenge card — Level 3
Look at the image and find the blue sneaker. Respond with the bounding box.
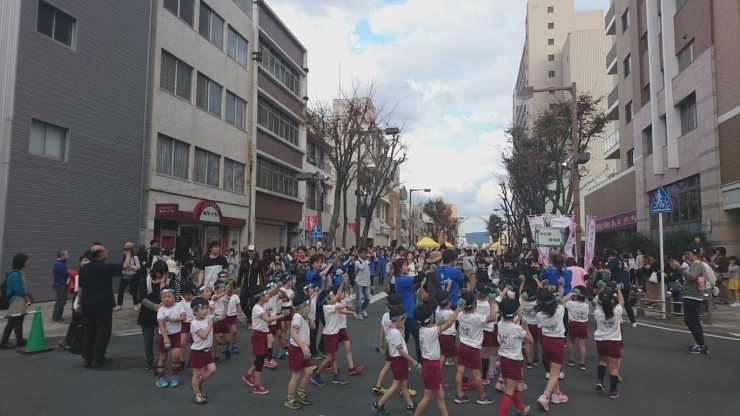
[156,377,169,388]
[476,394,495,405]
[454,395,470,404]
[310,374,326,387]
[231,345,239,354]
[332,374,349,385]
[277,349,287,359]
[372,402,390,416]
[169,374,179,388]
[516,405,532,416]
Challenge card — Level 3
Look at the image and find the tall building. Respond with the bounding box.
[304,130,336,246]
[586,0,740,252]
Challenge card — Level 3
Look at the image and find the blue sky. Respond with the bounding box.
[272,0,611,235]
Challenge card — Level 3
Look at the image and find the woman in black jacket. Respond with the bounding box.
[137,260,169,372]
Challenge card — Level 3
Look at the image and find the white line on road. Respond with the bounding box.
[116,331,143,337]
[369,292,388,304]
[637,322,740,342]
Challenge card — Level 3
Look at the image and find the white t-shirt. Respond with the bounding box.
[337,300,348,329]
[537,305,565,338]
[476,300,496,332]
[419,326,442,360]
[290,313,310,347]
[457,312,488,349]
[267,294,282,327]
[565,300,590,323]
[251,303,269,333]
[496,320,527,361]
[387,327,408,357]
[436,307,456,336]
[523,300,538,325]
[227,295,241,317]
[157,303,184,335]
[322,304,341,335]
[594,305,623,341]
[179,299,194,323]
[210,294,227,316]
[309,294,317,321]
[190,318,213,351]
[282,288,294,308]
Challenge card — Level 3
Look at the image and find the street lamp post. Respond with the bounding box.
[408,188,431,248]
[517,82,589,260]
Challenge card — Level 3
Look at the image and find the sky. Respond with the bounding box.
[270,0,611,235]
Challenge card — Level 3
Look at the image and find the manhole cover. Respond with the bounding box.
[89,356,144,371]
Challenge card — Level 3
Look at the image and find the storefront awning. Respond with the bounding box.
[595,210,637,233]
[155,201,246,226]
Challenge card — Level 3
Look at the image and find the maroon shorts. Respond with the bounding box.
[180,322,191,335]
[568,321,589,340]
[268,324,279,335]
[213,319,230,334]
[457,343,481,370]
[482,330,495,348]
[439,334,458,358]
[541,336,565,365]
[596,340,622,359]
[288,345,312,372]
[251,330,269,356]
[421,359,441,390]
[385,349,392,362]
[390,356,409,381]
[189,349,214,369]
[157,332,182,353]
[500,356,524,381]
[528,324,541,343]
[226,315,238,327]
[492,325,500,347]
[323,333,340,354]
[338,328,350,343]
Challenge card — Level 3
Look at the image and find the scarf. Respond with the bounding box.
[147,275,166,294]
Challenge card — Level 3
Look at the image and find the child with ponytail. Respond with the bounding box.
[594,282,625,399]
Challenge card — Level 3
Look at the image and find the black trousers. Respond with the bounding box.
[81,309,113,363]
[117,276,139,306]
[403,317,422,362]
[621,284,636,324]
[311,306,326,355]
[63,309,83,345]
[1,316,24,345]
[683,298,704,346]
[141,326,157,362]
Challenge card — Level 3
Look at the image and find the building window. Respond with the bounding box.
[258,38,301,95]
[36,1,76,48]
[680,94,697,135]
[160,51,192,100]
[548,38,554,45]
[677,40,694,72]
[257,97,299,145]
[548,54,555,61]
[643,83,651,104]
[199,2,224,50]
[547,6,554,13]
[256,157,298,198]
[29,119,67,160]
[644,127,653,156]
[548,70,556,78]
[223,158,245,193]
[649,174,701,230]
[227,26,249,68]
[624,54,631,76]
[641,32,649,53]
[156,135,189,179]
[627,148,634,167]
[196,73,222,117]
[548,22,554,29]
[163,0,194,27]
[621,9,630,32]
[306,182,317,210]
[307,141,325,168]
[625,101,633,123]
[225,91,246,129]
[194,147,220,187]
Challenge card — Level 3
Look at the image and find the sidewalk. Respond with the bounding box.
[638,302,740,333]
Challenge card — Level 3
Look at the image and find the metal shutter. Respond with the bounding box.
[254,222,283,252]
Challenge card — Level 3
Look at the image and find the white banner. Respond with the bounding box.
[584,216,597,271]
[528,215,550,264]
[550,215,575,258]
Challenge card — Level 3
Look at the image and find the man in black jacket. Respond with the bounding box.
[238,245,263,325]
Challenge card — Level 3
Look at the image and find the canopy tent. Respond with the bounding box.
[416,237,440,249]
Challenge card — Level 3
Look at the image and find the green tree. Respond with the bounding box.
[486,213,503,243]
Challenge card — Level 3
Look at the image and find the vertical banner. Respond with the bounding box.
[550,214,575,258]
[306,215,319,232]
[347,222,357,234]
[584,216,596,271]
[528,215,550,264]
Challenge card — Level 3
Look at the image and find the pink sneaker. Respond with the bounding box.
[481,378,491,386]
[486,370,495,380]
[263,358,269,367]
[252,384,270,395]
[517,382,528,392]
[536,393,550,411]
[495,380,506,392]
[242,373,254,387]
[267,359,279,369]
[550,390,568,404]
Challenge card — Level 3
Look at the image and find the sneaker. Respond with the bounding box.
[532,358,541,366]
[516,405,532,416]
[486,369,495,379]
[550,390,568,404]
[698,345,709,354]
[224,349,231,360]
[283,399,302,410]
[545,372,550,380]
[267,359,279,368]
[169,374,179,388]
[477,395,495,405]
[405,403,416,414]
[495,380,506,392]
[310,374,326,387]
[517,382,528,391]
[145,360,154,370]
[247,322,253,330]
[362,310,368,317]
[445,358,455,366]
[559,371,565,380]
[324,366,334,373]
[462,379,475,390]
[536,394,549,411]
[295,393,312,405]
[579,363,586,371]
[565,359,575,367]
[276,349,286,359]
[454,395,470,404]
[398,388,417,397]
[113,306,122,311]
[481,378,491,386]
[332,374,349,385]
[349,365,365,375]
[687,345,706,355]
[631,322,637,327]
[371,402,390,416]
[372,385,387,395]
[134,305,140,312]
[193,392,207,404]
[525,362,533,369]
[58,341,70,350]
[356,315,364,321]
[596,381,604,392]
[155,377,169,388]
[252,384,270,395]
[243,373,255,387]
[609,390,620,399]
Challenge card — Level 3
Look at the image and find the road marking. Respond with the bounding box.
[637,322,740,342]
[729,333,740,339]
[370,292,388,303]
[116,331,143,337]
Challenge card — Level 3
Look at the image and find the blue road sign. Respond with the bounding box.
[309,224,323,239]
[650,186,673,214]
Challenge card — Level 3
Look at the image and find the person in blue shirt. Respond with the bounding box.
[436,249,466,306]
[52,250,70,323]
[377,249,387,285]
[2,253,30,349]
[540,252,573,295]
[305,254,338,356]
[368,250,377,286]
[394,256,425,362]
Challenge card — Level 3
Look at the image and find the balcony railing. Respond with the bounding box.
[306,197,317,210]
[306,197,332,213]
[605,1,616,35]
[307,154,331,175]
[603,130,620,159]
[606,42,617,74]
[606,85,619,121]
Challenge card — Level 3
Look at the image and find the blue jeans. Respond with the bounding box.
[356,285,371,312]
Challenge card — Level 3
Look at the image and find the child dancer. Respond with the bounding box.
[473,284,497,386]
[435,291,457,390]
[243,284,286,394]
[284,293,316,410]
[371,306,419,416]
[413,303,463,416]
[266,278,287,367]
[521,287,540,369]
[189,296,228,404]
[594,283,625,399]
[496,297,533,416]
[156,287,186,388]
[227,280,244,355]
[281,277,296,350]
[565,285,589,370]
[373,294,403,395]
[454,291,496,405]
[335,283,364,376]
[211,278,231,363]
[310,282,353,386]
[535,282,569,411]
[179,283,196,370]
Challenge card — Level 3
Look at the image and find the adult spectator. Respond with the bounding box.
[423,251,443,308]
[712,247,729,304]
[78,243,132,367]
[147,239,161,264]
[475,252,490,285]
[52,250,70,323]
[137,260,169,371]
[197,241,229,288]
[541,253,573,295]
[566,257,588,288]
[394,256,425,362]
[59,252,91,350]
[670,246,709,354]
[377,248,387,286]
[238,245,263,327]
[463,249,476,291]
[436,249,465,305]
[114,246,141,311]
[1,253,30,349]
[604,251,635,327]
[354,247,372,319]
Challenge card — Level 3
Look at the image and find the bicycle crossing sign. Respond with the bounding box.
[650,186,673,214]
[309,223,323,239]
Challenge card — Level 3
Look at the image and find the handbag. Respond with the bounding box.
[648,272,659,284]
[69,317,84,355]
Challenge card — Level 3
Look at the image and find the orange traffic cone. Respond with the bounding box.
[18,306,55,355]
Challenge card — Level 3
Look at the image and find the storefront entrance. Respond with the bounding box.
[254,222,284,252]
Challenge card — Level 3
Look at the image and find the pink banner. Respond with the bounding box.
[584,216,596,271]
[528,215,550,264]
[306,215,319,231]
[347,222,357,234]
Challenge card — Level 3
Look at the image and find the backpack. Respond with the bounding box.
[0,271,15,310]
[702,262,716,288]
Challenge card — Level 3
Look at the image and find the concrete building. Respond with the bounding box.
[0,0,151,298]
[586,0,740,253]
[303,130,336,247]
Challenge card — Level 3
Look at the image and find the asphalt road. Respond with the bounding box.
[1,295,739,416]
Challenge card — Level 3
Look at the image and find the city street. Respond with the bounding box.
[1,293,739,416]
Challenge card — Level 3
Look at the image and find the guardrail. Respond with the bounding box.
[635,288,713,325]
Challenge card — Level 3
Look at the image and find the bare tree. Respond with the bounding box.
[423,198,460,244]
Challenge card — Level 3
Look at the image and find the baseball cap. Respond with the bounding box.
[247,245,255,251]
[685,245,701,256]
[242,245,248,250]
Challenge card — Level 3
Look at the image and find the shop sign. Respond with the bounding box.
[156,203,179,217]
[376,224,391,235]
[595,211,637,232]
[193,200,222,223]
